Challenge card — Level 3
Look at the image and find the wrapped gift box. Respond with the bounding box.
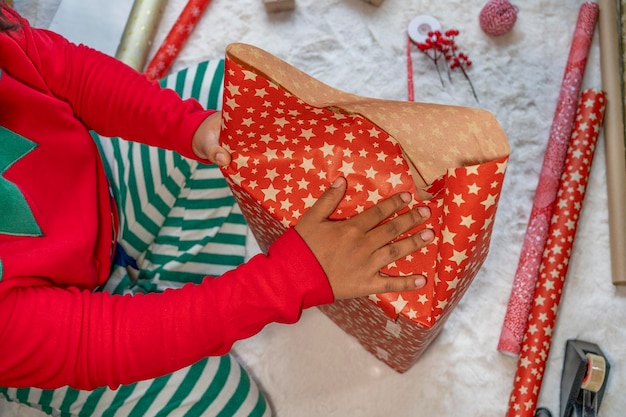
[219,43,510,372]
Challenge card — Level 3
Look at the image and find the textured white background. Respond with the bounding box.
[5,0,626,416]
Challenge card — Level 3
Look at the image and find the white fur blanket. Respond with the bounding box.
[5,0,625,416]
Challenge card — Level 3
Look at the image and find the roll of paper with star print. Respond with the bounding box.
[219,43,510,372]
[506,90,606,417]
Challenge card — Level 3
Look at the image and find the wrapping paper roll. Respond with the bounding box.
[498,2,598,355]
[623,0,626,103]
[116,0,168,71]
[599,0,626,285]
[505,89,606,417]
[144,0,212,80]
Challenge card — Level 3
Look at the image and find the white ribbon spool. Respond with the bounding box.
[407,15,443,44]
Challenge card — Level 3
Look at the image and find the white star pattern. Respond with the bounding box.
[338,160,356,177]
[367,189,383,204]
[300,158,315,173]
[263,148,278,161]
[387,172,403,188]
[365,166,378,179]
[391,295,409,314]
[320,142,335,157]
[233,154,250,168]
[302,193,317,208]
[261,184,280,201]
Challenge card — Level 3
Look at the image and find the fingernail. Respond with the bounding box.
[414,276,426,288]
[400,192,411,203]
[215,152,226,165]
[417,206,430,217]
[331,177,344,188]
[420,229,434,241]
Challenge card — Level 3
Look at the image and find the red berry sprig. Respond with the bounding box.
[416,29,478,103]
[416,31,449,86]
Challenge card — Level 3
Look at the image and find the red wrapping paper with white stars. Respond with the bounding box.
[220,43,510,372]
[145,0,212,80]
[506,89,606,416]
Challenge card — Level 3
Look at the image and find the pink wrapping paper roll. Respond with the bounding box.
[505,89,606,417]
[498,1,598,355]
[145,0,212,80]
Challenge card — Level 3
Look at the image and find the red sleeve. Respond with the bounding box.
[0,228,334,390]
[20,13,212,160]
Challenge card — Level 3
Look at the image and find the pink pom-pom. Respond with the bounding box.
[479,0,518,36]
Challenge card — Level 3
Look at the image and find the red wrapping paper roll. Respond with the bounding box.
[505,89,606,417]
[498,1,598,355]
[145,0,212,80]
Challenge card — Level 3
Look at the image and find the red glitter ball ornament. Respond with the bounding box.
[479,0,518,36]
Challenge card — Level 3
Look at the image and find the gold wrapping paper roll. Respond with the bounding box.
[598,0,626,285]
[115,0,168,71]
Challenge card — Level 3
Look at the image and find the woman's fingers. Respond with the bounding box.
[365,205,432,248]
[371,227,435,272]
[372,273,428,295]
[353,192,413,231]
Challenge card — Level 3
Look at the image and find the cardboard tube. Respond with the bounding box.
[599,0,626,285]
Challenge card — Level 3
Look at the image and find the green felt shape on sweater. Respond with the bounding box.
[0,126,42,237]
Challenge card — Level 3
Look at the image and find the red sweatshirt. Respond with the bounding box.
[0,6,333,390]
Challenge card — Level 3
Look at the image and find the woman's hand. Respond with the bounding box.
[295,177,434,300]
[192,112,231,166]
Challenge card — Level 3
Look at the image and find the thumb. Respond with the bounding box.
[306,177,346,221]
[206,144,231,166]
